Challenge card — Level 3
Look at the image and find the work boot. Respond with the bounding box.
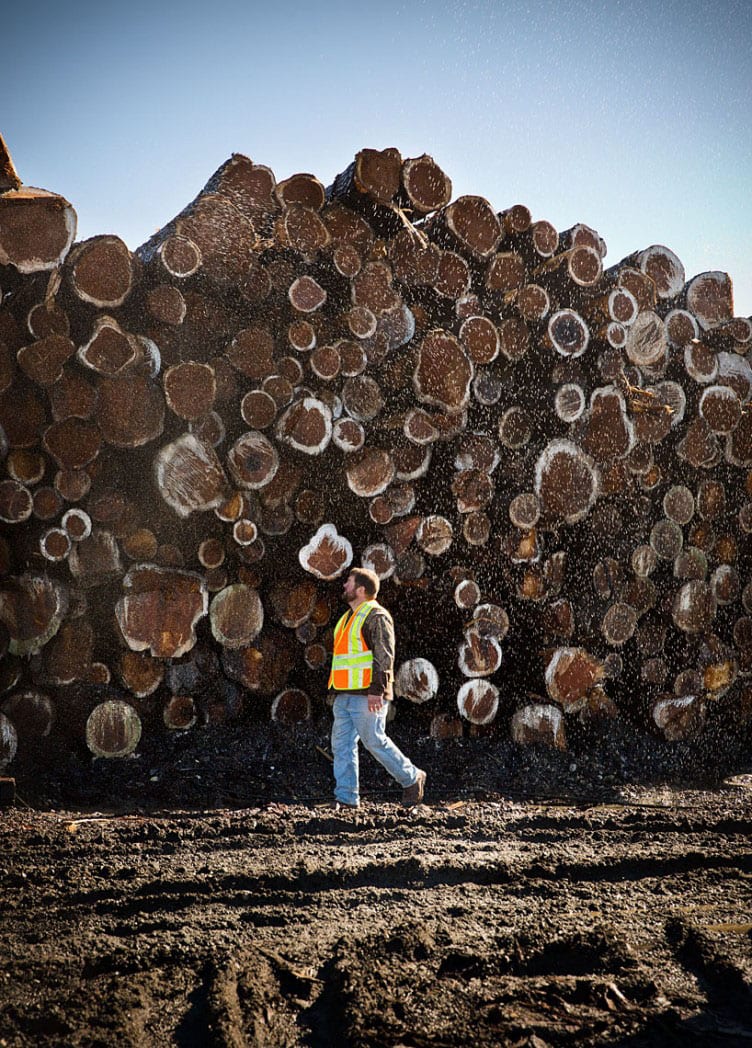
[401,769,426,807]
[332,800,359,811]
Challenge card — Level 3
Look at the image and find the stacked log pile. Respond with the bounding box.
[1,133,751,765]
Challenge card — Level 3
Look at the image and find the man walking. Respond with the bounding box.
[328,567,426,809]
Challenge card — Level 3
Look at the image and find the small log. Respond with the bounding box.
[69,235,135,307]
[298,523,353,580]
[0,573,68,655]
[163,362,216,421]
[17,333,75,386]
[500,203,532,235]
[535,439,598,524]
[155,433,230,516]
[322,202,375,252]
[361,542,396,579]
[459,315,499,365]
[430,195,501,258]
[346,447,394,497]
[0,713,18,768]
[289,273,327,312]
[157,234,202,278]
[486,251,526,294]
[0,384,47,447]
[271,688,312,725]
[44,619,94,683]
[332,416,365,453]
[203,153,277,219]
[0,479,33,523]
[394,658,439,703]
[433,250,471,298]
[636,245,685,300]
[458,629,502,677]
[146,285,186,326]
[276,205,330,259]
[50,369,98,421]
[498,317,530,361]
[32,485,63,520]
[6,448,45,485]
[119,650,164,697]
[275,172,326,210]
[209,583,264,649]
[39,527,72,562]
[413,329,473,413]
[54,468,92,503]
[43,417,101,469]
[601,603,638,646]
[341,375,384,422]
[399,154,452,215]
[454,579,481,608]
[268,578,318,629]
[0,187,76,273]
[352,260,401,314]
[162,695,197,730]
[685,271,734,331]
[672,580,717,633]
[579,387,635,464]
[310,343,341,381]
[116,564,208,658]
[96,371,165,448]
[328,146,402,208]
[514,283,551,321]
[86,700,142,758]
[725,411,752,468]
[1,690,54,739]
[699,384,741,434]
[429,713,463,739]
[652,694,706,741]
[347,305,377,339]
[457,680,499,725]
[510,704,566,749]
[227,430,280,489]
[68,529,122,588]
[617,266,657,310]
[77,315,138,376]
[226,326,275,380]
[554,383,586,423]
[545,646,604,711]
[546,309,590,358]
[415,515,452,556]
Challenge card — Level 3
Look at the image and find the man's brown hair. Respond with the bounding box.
[350,567,380,599]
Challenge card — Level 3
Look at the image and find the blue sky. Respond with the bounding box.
[4,0,751,312]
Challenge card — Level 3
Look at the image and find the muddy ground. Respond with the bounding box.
[2,722,752,1046]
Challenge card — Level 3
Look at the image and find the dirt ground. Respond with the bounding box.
[2,723,752,1047]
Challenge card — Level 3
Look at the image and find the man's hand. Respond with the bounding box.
[367,694,384,713]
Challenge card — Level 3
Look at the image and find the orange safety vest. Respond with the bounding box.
[328,600,379,690]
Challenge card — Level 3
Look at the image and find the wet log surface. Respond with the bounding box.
[2,139,752,784]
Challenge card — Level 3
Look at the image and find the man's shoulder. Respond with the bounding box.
[365,602,393,625]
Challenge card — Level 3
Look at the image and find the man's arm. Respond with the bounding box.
[362,608,395,708]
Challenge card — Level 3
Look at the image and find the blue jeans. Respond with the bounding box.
[331,693,421,805]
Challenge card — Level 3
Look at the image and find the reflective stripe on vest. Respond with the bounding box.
[328,600,378,690]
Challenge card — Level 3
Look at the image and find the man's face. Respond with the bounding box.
[343,574,359,602]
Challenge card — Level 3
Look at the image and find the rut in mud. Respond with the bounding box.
[3,777,752,1047]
